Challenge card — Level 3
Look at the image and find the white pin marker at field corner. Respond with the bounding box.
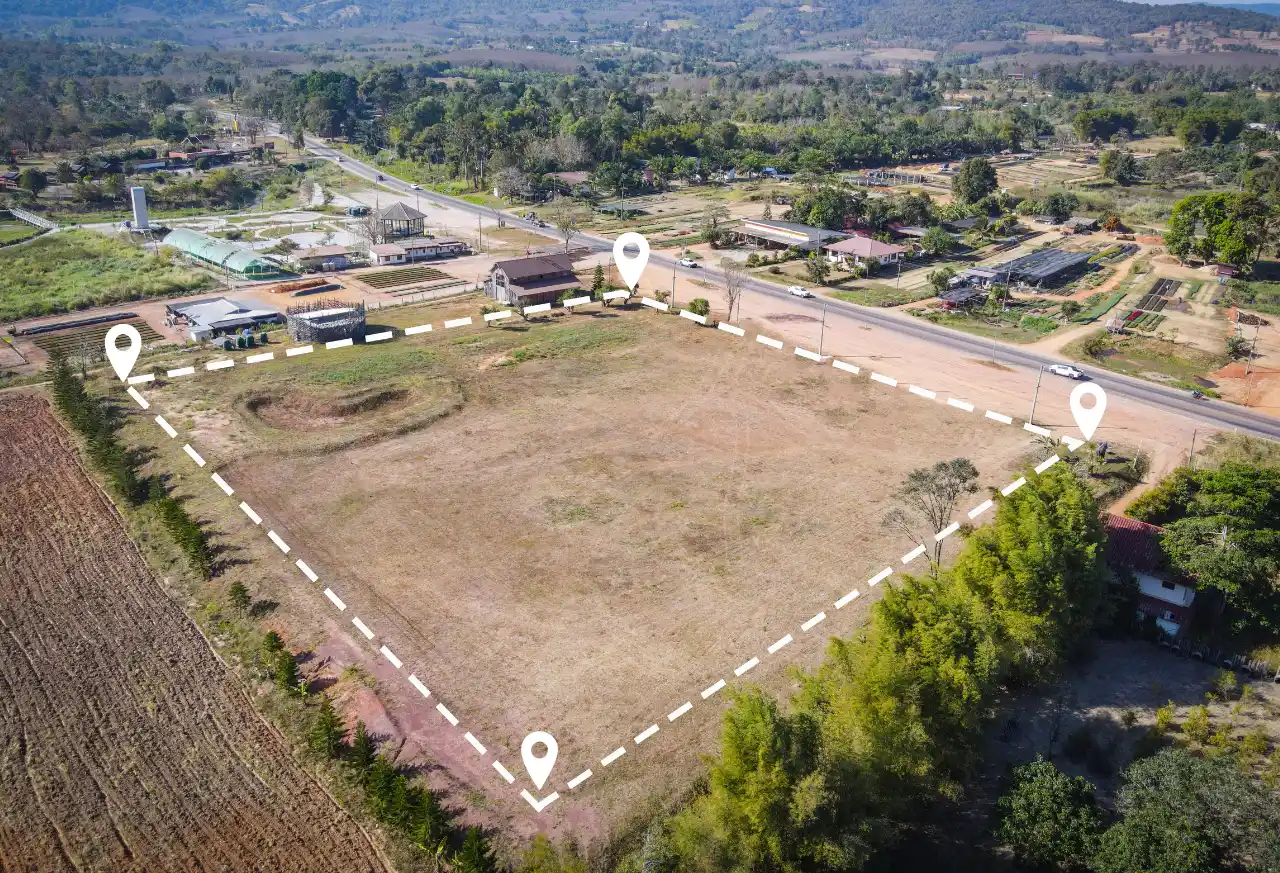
[613,231,650,291]
[1069,382,1107,441]
[521,730,559,791]
[104,324,142,381]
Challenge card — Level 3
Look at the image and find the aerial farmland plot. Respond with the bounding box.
[126,297,1042,841]
[0,394,386,872]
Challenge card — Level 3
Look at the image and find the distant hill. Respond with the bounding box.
[6,0,1278,47]
[1203,0,1280,17]
[841,0,1280,42]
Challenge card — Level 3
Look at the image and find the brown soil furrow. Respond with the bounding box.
[0,393,387,873]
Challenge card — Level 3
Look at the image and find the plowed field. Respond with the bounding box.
[0,394,386,873]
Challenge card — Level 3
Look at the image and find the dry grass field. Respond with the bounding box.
[134,297,1045,842]
[0,394,386,872]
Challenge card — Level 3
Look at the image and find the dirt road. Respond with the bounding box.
[0,393,386,873]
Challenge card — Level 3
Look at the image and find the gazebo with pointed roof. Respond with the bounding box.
[377,202,426,239]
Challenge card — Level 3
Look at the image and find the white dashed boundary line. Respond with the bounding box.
[124,300,1084,809]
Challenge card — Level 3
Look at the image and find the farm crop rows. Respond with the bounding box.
[0,394,385,873]
[359,265,452,288]
[32,318,163,355]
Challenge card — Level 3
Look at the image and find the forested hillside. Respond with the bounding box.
[6,0,1278,46]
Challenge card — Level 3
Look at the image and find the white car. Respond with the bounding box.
[1047,364,1084,379]
[677,257,698,267]
[788,286,814,298]
[411,184,422,190]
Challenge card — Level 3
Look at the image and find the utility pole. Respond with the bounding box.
[1029,365,1044,425]
[1189,428,1198,471]
[895,258,903,289]
[819,306,827,357]
[477,213,482,253]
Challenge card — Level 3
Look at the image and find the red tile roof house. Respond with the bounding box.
[823,235,908,269]
[1103,513,1197,639]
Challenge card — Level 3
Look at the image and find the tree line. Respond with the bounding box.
[614,463,1110,871]
[49,350,213,579]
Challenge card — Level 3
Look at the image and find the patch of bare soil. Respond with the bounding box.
[246,387,413,430]
[0,393,386,873]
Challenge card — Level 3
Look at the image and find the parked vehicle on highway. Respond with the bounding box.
[376,174,385,181]
[336,156,343,162]
[1047,364,1084,379]
[678,258,698,268]
[788,286,814,298]
[411,184,422,190]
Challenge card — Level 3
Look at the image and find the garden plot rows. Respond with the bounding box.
[0,393,385,873]
[357,265,453,288]
[1123,278,1181,330]
[32,318,164,356]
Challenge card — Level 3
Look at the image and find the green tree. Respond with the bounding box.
[1100,149,1141,185]
[274,649,301,693]
[805,255,831,286]
[881,458,979,570]
[927,266,957,295]
[920,225,954,256]
[669,689,846,871]
[1061,300,1083,319]
[701,203,731,247]
[453,827,498,873]
[349,719,376,774]
[590,263,606,300]
[228,581,251,613]
[1094,748,1280,873]
[1154,463,1280,630]
[262,630,284,656]
[688,297,710,317]
[18,167,47,197]
[996,756,1103,870]
[1042,191,1080,223]
[952,157,997,204]
[310,696,345,758]
[950,464,1108,682]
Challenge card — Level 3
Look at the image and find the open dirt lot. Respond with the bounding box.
[0,394,385,872]
[141,299,1045,842]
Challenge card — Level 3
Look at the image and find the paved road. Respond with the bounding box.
[286,127,1280,442]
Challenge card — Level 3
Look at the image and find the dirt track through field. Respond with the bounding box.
[0,394,386,873]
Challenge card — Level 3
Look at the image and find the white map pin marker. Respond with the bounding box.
[613,232,650,291]
[105,324,142,381]
[521,730,558,791]
[1069,382,1107,441]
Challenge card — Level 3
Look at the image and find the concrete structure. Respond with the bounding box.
[166,297,283,342]
[485,254,580,307]
[163,229,285,279]
[734,218,849,252]
[823,235,907,268]
[1103,514,1197,639]
[130,187,150,230]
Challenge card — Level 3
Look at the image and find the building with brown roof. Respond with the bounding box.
[823,235,908,268]
[1102,513,1197,639]
[485,254,581,308]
